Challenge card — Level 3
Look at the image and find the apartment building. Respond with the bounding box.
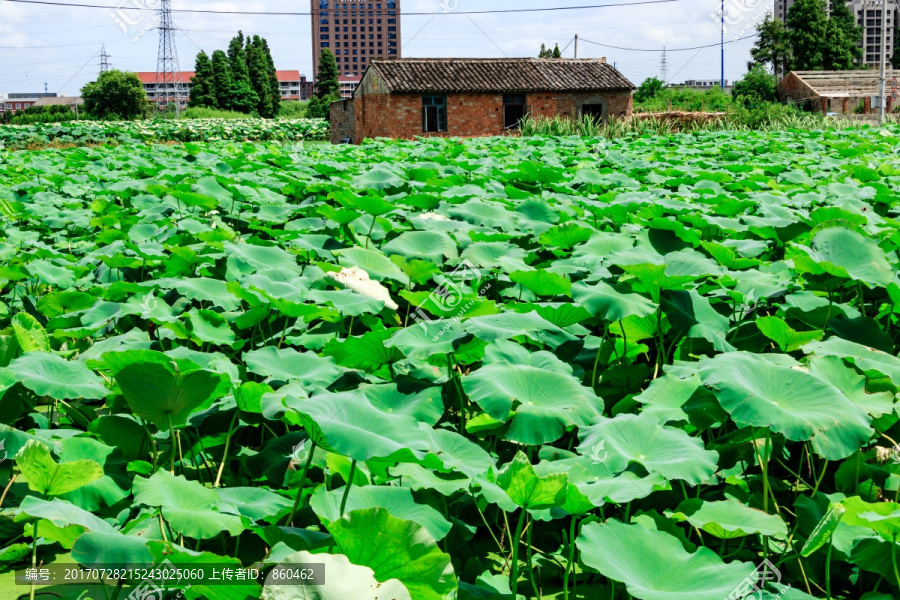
[134,71,313,109]
[311,0,400,79]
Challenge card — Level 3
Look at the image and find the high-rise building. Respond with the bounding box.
[850,0,898,65]
[773,0,898,68]
[311,0,400,80]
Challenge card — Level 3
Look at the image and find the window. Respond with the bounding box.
[503,95,527,129]
[422,95,447,132]
[15,103,21,109]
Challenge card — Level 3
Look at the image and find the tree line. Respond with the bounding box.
[750,0,864,74]
[189,32,281,118]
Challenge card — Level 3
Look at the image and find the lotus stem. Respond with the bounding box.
[892,534,900,590]
[339,460,357,517]
[285,441,316,527]
[761,430,770,513]
[509,509,527,595]
[167,414,176,475]
[563,516,577,600]
[825,537,833,600]
[28,519,39,600]
[0,474,17,510]
[526,516,540,599]
[214,411,239,488]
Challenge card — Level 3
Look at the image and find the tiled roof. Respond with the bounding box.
[32,96,83,107]
[366,58,635,94]
[783,70,900,98]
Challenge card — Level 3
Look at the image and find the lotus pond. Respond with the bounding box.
[2,128,900,600]
[0,118,329,150]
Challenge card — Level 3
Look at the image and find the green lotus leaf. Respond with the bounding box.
[283,389,432,462]
[577,413,719,485]
[462,361,603,445]
[789,227,894,288]
[755,316,823,352]
[840,496,900,538]
[496,451,567,510]
[699,352,873,459]
[509,270,571,297]
[133,470,248,539]
[311,485,451,541]
[8,352,107,400]
[577,519,757,600]
[244,346,343,389]
[572,280,656,321]
[667,498,788,539]
[15,440,104,497]
[108,354,230,429]
[325,507,457,600]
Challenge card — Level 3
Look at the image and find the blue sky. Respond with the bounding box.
[0,0,765,96]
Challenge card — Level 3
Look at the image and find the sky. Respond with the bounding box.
[0,0,767,96]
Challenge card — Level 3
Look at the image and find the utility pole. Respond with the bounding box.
[880,0,888,125]
[660,46,669,82]
[720,0,725,91]
[155,0,187,115]
[574,34,579,58]
[99,45,110,73]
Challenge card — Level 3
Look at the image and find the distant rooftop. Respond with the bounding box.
[783,70,900,98]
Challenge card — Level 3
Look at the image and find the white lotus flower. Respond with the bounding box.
[325,266,399,310]
[417,212,450,221]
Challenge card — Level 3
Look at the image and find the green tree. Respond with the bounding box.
[732,64,777,105]
[210,50,234,111]
[786,0,828,70]
[749,14,791,77]
[634,77,665,103]
[246,37,274,118]
[538,43,562,58]
[259,37,282,118]
[824,0,862,70]
[316,48,341,99]
[81,70,149,120]
[225,31,259,114]
[188,51,217,109]
[306,95,326,119]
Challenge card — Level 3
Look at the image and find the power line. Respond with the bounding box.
[2,0,686,15]
[56,47,99,94]
[580,33,756,52]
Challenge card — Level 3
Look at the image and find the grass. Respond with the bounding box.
[519,110,874,138]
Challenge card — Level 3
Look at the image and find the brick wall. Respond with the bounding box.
[330,99,357,144]
[342,89,634,143]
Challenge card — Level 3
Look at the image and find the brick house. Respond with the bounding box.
[330,58,635,144]
[777,70,900,114]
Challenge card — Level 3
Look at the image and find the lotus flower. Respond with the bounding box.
[325,266,399,310]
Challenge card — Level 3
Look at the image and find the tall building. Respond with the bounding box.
[773,0,898,68]
[311,0,400,80]
[850,0,898,65]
